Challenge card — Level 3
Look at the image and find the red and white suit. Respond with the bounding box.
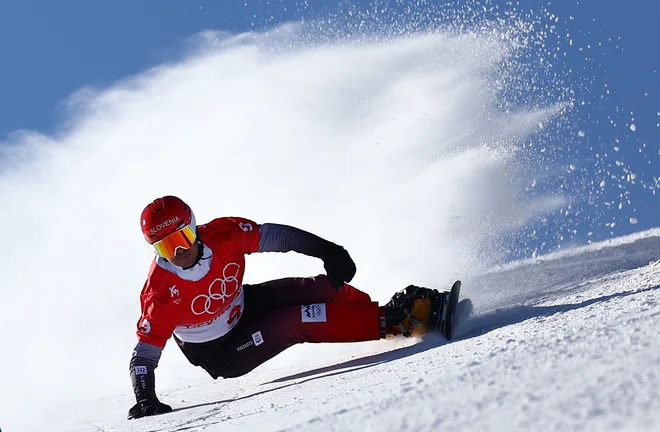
[130,218,382,392]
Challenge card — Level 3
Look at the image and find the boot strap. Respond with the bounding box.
[402,304,424,325]
[397,324,412,338]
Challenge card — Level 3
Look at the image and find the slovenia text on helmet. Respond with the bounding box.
[140,195,197,244]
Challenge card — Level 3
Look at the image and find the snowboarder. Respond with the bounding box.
[128,195,444,419]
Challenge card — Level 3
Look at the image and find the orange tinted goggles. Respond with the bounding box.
[153,225,197,259]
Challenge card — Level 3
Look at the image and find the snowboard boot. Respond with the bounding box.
[382,285,441,337]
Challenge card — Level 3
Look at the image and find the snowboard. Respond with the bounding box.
[428,280,462,340]
[441,280,461,340]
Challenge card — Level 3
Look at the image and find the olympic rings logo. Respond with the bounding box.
[191,262,241,316]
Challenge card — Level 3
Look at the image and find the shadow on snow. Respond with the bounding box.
[455,284,660,339]
[470,235,660,309]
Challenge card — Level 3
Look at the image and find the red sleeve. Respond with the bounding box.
[135,263,177,348]
[136,299,177,348]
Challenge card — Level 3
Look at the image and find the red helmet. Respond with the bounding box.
[140,195,196,244]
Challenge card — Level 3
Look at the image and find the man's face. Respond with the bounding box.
[167,241,199,268]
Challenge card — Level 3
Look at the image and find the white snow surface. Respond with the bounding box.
[21,229,660,432]
[1,19,658,432]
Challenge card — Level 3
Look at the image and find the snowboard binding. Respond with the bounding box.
[385,281,462,340]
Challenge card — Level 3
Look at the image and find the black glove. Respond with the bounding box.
[323,243,356,289]
[127,398,172,419]
[129,357,171,420]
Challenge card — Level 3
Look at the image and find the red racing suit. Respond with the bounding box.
[136,217,260,348]
[130,217,383,405]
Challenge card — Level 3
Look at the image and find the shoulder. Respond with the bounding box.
[198,217,262,255]
[198,217,259,236]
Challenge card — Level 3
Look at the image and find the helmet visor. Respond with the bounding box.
[152,224,197,259]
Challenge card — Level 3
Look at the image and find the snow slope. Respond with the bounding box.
[19,228,660,432]
[1,7,658,432]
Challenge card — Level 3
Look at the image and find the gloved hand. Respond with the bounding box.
[127,398,172,420]
[323,243,356,290]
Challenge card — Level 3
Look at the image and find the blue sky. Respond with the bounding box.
[2,1,657,137]
[0,0,658,253]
